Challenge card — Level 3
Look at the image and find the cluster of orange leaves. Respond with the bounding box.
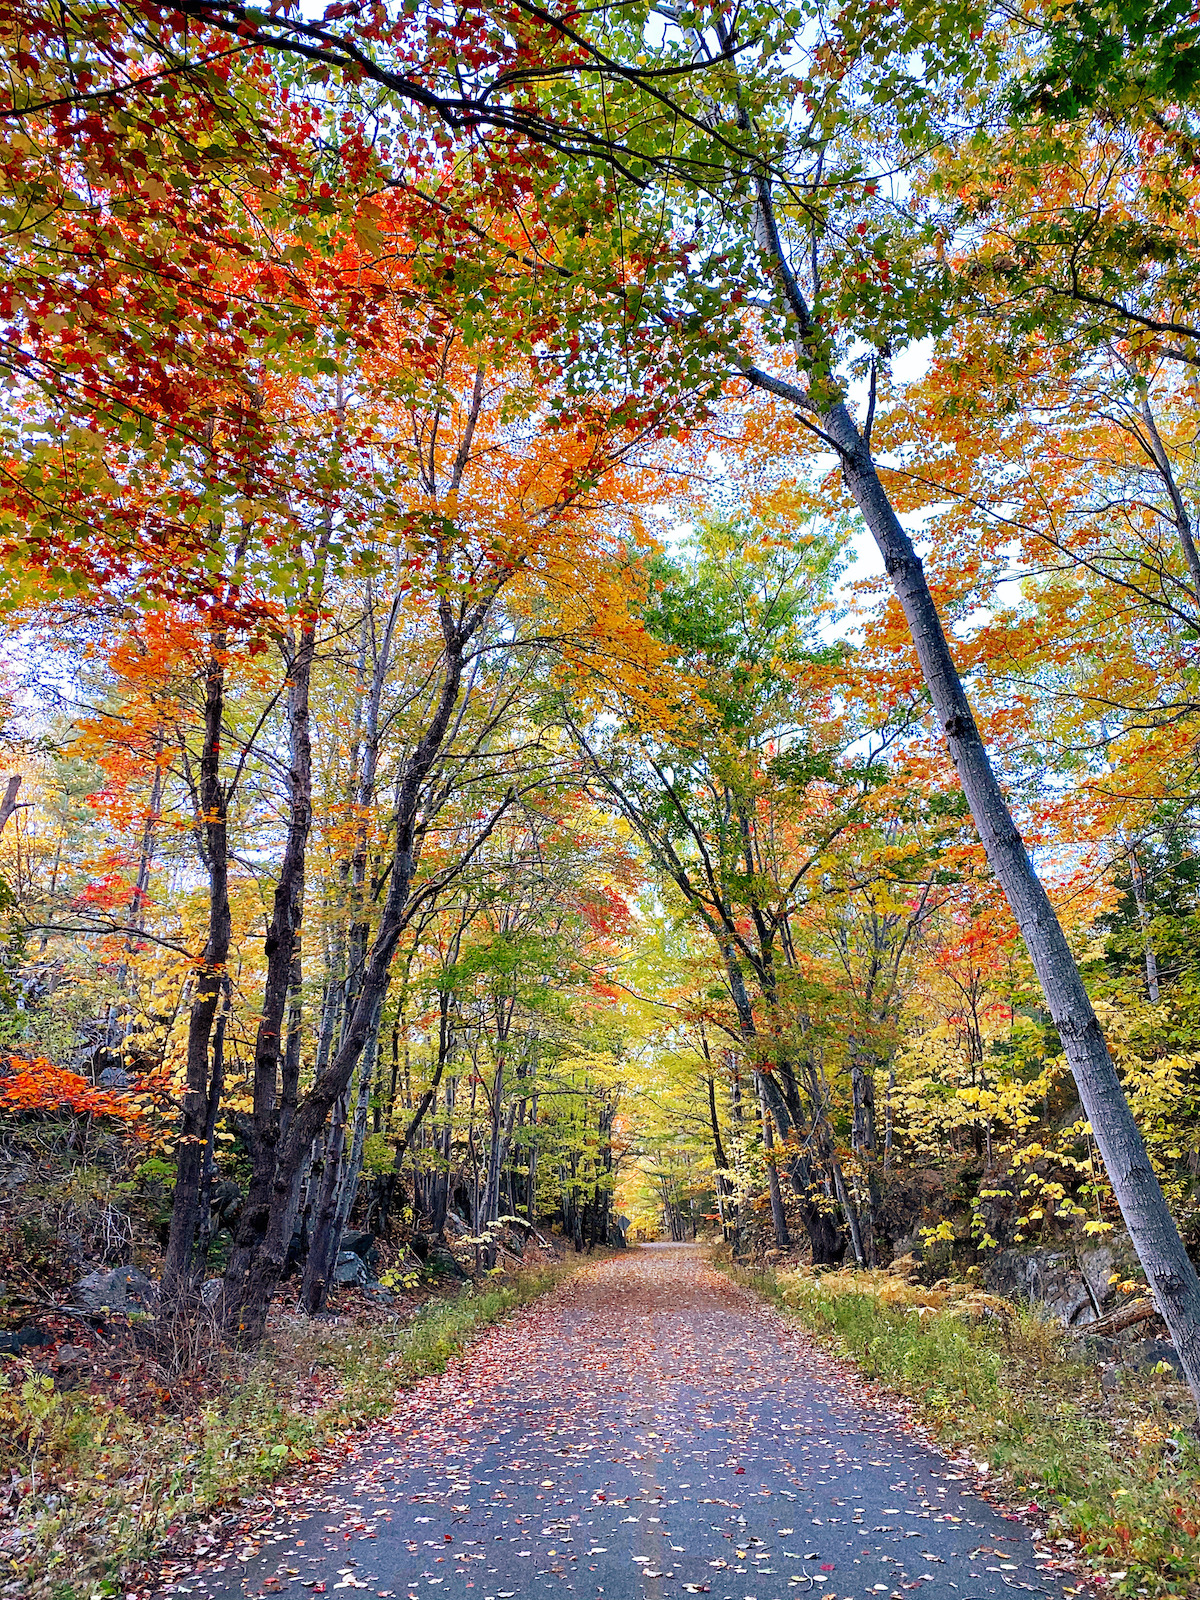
[0,1054,145,1125]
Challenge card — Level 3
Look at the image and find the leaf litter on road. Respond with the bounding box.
[155,1249,1090,1600]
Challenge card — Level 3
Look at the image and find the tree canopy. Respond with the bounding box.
[5,0,1200,1414]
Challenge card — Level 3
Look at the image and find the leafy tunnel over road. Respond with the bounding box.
[165,1248,1083,1600]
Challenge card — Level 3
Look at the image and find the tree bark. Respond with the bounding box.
[163,641,231,1297]
[812,393,1200,1409]
[756,1072,791,1250]
[301,1087,350,1313]
[1127,846,1160,1004]
[222,590,505,1342]
[849,1044,880,1265]
[223,608,320,1327]
[707,1072,737,1242]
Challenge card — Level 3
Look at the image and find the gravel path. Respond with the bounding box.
[166,1246,1082,1600]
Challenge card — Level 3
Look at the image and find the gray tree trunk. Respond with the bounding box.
[1127,846,1161,1004]
[809,393,1200,1410]
[738,140,1200,1382]
[163,641,231,1297]
[755,1072,790,1249]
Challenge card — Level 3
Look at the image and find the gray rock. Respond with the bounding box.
[1128,1337,1184,1379]
[428,1244,468,1280]
[341,1230,375,1258]
[1101,1364,1126,1393]
[97,1065,130,1090]
[209,1180,241,1213]
[0,1323,50,1354]
[983,1247,1098,1327]
[1077,1243,1117,1310]
[71,1266,158,1315]
[0,1159,33,1192]
[199,1279,223,1307]
[1081,1334,1120,1364]
[333,1250,368,1286]
[53,1344,91,1369]
[889,1230,924,1261]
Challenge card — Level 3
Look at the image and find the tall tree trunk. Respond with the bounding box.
[430,1075,454,1238]
[1128,846,1161,1004]
[756,1073,791,1250]
[194,973,232,1267]
[817,394,1200,1407]
[223,607,320,1329]
[223,587,503,1343]
[481,1053,506,1267]
[106,744,165,1049]
[849,1044,880,1266]
[301,1087,350,1313]
[162,642,231,1297]
[304,1006,383,1311]
[883,1063,896,1172]
[526,1086,539,1226]
[707,1072,737,1243]
[749,147,1200,1364]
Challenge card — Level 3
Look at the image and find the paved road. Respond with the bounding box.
[166,1247,1080,1600]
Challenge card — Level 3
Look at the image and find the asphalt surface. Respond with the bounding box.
[164,1246,1082,1600]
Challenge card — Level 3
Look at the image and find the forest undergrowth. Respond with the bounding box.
[713,1250,1200,1600]
[2,1257,581,1600]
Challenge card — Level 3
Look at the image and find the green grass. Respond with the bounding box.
[716,1253,1200,1600]
[3,1262,576,1600]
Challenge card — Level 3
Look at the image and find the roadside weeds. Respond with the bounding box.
[2,1259,579,1600]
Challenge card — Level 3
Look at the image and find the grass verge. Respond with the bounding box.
[714,1251,1200,1600]
[2,1260,577,1600]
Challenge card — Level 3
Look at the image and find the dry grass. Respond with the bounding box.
[1,1258,578,1600]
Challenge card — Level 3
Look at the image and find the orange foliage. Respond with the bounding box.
[0,1055,145,1124]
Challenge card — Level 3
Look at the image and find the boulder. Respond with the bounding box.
[333,1250,368,1287]
[1127,1337,1184,1380]
[200,1278,224,1307]
[428,1244,469,1280]
[71,1266,158,1315]
[1077,1242,1118,1310]
[983,1248,1097,1327]
[340,1232,381,1274]
[1081,1333,1121,1365]
[0,1323,50,1355]
[209,1179,241,1212]
[52,1344,91,1369]
[0,1157,33,1192]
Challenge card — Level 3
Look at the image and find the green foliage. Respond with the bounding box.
[1014,0,1200,113]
